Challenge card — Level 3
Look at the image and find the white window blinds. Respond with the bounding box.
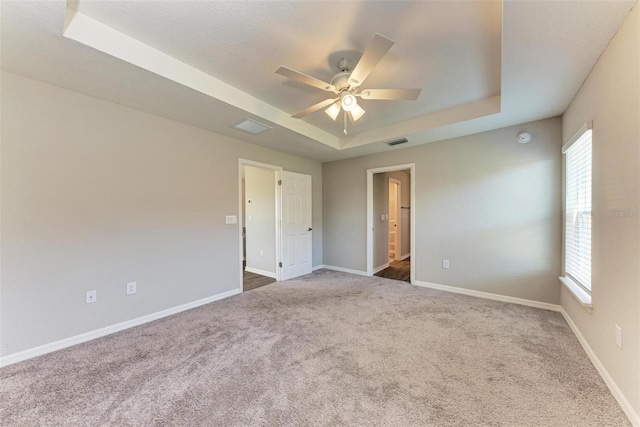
[564,129,592,291]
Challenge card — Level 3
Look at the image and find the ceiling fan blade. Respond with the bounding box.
[348,34,395,88]
[359,88,422,100]
[292,98,339,119]
[276,66,336,92]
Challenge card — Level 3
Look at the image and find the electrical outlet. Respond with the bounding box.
[442,260,450,269]
[615,325,622,349]
[127,282,137,295]
[86,290,97,304]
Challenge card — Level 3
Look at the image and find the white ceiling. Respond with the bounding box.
[1,1,636,162]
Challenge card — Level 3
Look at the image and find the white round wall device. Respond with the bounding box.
[517,132,533,144]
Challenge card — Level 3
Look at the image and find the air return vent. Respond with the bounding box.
[386,137,409,146]
[233,119,272,135]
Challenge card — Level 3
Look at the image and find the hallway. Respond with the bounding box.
[375,258,410,283]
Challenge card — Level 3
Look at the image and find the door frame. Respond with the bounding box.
[366,163,415,283]
[238,159,282,292]
[388,177,402,262]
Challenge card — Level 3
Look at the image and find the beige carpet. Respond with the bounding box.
[0,270,629,426]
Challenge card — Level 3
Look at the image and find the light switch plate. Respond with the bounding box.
[225,215,237,224]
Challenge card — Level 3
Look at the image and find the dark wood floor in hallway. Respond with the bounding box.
[243,270,276,291]
[375,258,410,282]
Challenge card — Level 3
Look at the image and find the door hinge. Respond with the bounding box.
[279,262,283,268]
[278,180,282,185]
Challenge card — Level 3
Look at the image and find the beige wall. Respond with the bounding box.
[244,165,276,275]
[324,117,563,304]
[0,71,322,356]
[561,4,640,419]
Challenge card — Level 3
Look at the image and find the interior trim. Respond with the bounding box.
[413,280,561,312]
[559,276,593,312]
[238,158,283,291]
[244,267,277,279]
[561,309,639,426]
[374,263,390,274]
[319,265,368,276]
[562,121,593,153]
[366,163,416,283]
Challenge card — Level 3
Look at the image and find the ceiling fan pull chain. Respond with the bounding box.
[343,111,348,135]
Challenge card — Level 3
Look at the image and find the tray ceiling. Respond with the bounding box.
[1,1,636,161]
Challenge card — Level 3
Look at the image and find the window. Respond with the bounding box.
[561,126,592,306]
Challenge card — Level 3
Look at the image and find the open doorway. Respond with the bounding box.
[239,160,281,292]
[388,178,401,262]
[238,161,314,291]
[367,164,415,283]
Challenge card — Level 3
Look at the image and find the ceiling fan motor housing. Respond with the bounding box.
[276,34,421,131]
[330,72,352,91]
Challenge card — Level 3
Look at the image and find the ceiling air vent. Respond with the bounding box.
[233,119,272,135]
[386,137,409,147]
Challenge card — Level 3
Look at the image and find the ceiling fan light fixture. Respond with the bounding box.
[276,33,420,134]
[341,93,357,112]
[349,104,365,121]
[325,102,341,121]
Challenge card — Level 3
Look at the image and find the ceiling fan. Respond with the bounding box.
[276,33,422,135]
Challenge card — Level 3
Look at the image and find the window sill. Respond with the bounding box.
[559,276,593,313]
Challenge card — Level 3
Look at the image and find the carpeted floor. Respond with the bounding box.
[0,270,629,426]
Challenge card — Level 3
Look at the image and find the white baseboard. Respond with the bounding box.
[412,280,561,312]
[400,253,411,261]
[312,265,324,271]
[321,265,368,276]
[560,309,639,426]
[244,266,276,279]
[374,263,390,274]
[0,288,241,368]
[411,280,636,425]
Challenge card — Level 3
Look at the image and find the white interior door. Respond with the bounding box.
[281,171,312,280]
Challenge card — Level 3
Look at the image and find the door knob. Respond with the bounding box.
[308,227,313,231]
